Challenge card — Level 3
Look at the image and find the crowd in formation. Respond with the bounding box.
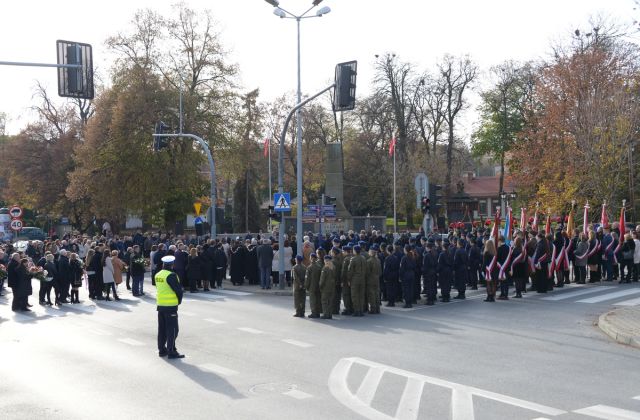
[1,222,639,316]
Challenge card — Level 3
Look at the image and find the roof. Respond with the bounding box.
[459,176,502,198]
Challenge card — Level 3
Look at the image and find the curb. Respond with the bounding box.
[597,311,640,349]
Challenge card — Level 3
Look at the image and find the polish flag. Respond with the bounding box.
[263,138,270,158]
[600,202,608,228]
[389,137,397,157]
[583,202,590,236]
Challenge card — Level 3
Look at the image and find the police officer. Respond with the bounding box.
[437,239,453,302]
[155,255,184,359]
[292,255,306,317]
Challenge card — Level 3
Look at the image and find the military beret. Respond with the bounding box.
[332,247,341,254]
[358,240,366,246]
[296,255,304,261]
[310,252,317,258]
[324,255,332,260]
[371,244,380,251]
[353,245,361,252]
[343,245,352,251]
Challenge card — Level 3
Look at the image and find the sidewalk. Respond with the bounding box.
[598,306,640,349]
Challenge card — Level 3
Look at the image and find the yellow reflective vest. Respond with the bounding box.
[155,270,179,307]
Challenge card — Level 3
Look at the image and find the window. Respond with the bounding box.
[478,200,487,216]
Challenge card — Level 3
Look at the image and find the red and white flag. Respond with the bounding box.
[519,208,527,232]
[263,138,270,158]
[389,137,397,157]
[544,213,551,235]
[583,202,590,236]
[532,209,539,232]
[600,202,608,228]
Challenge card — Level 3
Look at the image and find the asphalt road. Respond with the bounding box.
[1,278,639,420]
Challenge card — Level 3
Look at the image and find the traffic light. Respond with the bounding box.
[429,184,443,215]
[334,60,357,111]
[153,121,171,152]
[421,197,430,214]
[268,205,279,221]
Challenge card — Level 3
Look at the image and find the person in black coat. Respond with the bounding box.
[69,253,84,303]
[467,237,481,290]
[510,237,527,298]
[496,236,511,299]
[620,233,635,284]
[214,244,227,289]
[7,253,22,311]
[399,245,417,308]
[174,246,189,290]
[41,254,57,305]
[14,258,33,311]
[245,241,259,285]
[383,246,400,307]
[186,247,203,293]
[553,231,566,288]
[152,244,167,286]
[437,240,453,302]
[534,233,550,293]
[89,246,105,300]
[453,239,469,299]
[230,242,247,286]
[422,239,439,305]
[57,250,72,303]
[202,242,216,291]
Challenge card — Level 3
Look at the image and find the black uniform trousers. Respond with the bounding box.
[157,307,179,354]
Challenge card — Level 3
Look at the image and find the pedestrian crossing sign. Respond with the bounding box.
[274,193,291,212]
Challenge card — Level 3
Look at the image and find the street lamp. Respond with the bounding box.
[264,0,332,274]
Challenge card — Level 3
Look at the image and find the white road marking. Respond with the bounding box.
[212,289,252,296]
[87,328,112,336]
[237,327,264,334]
[281,339,313,348]
[199,363,238,377]
[540,287,609,301]
[204,318,226,325]
[356,366,386,406]
[186,293,224,300]
[531,418,552,420]
[395,376,425,420]
[573,404,640,419]
[633,395,640,400]
[117,338,145,346]
[283,389,312,400]
[613,297,640,306]
[576,289,640,303]
[180,311,197,316]
[329,357,567,420]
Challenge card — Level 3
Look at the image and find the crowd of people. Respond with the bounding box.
[1,222,639,316]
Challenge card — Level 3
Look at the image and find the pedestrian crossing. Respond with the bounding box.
[537,284,640,306]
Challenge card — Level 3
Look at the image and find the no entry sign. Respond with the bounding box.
[9,206,23,219]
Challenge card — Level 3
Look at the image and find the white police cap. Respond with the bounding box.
[161,255,176,264]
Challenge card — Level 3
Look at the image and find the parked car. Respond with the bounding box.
[14,227,46,241]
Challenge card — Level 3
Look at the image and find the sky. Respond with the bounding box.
[0,0,636,135]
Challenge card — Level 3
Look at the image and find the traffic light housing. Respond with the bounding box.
[421,197,430,214]
[429,184,443,215]
[268,205,279,221]
[334,60,357,111]
[153,121,171,152]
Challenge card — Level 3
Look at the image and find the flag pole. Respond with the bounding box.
[268,138,272,232]
[393,143,397,234]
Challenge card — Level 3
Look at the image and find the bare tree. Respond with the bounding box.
[438,54,478,191]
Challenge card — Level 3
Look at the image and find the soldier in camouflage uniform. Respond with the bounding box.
[366,244,382,314]
[349,245,367,317]
[292,255,306,317]
[304,253,322,318]
[319,255,336,319]
[330,245,343,315]
[341,245,354,315]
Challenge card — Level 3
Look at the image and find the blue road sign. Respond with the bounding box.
[274,193,291,212]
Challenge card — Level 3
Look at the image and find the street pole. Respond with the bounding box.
[153,133,216,238]
[268,137,272,232]
[393,145,397,234]
[295,17,304,256]
[320,193,325,236]
[277,84,335,289]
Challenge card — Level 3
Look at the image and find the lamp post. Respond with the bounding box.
[264,0,331,257]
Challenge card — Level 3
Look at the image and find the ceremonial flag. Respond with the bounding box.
[389,137,397,157]
[519,208,526,232]
[583,202,590,236]
[503,206,513,244]
[263,137,270,158]
[492,208,501,243]
[619,202,627,237]
[600,202,608,228]
[566,204,575,235]
[544,212,551,235]
[532,208,539,232]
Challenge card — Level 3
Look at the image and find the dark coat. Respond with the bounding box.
[230,246,247,284]
[7,258,20,288]
[245,245,259,284]
[70,259,84,287]
[399,254,417,284]
[383,253,400,282]
[453,247,468,286]
[57,255,72,283]
[14,264,32,298]
[256,244,274,268]
[186,255,204,283]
